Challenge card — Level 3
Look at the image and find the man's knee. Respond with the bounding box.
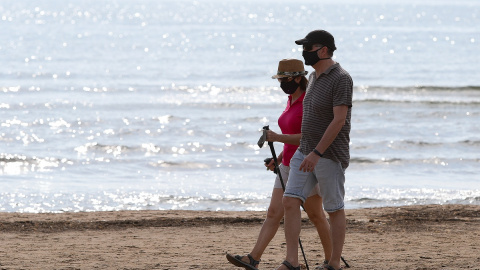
[282,196,302,211]
[327,208,345,220]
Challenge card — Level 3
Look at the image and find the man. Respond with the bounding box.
[277,30,353,270]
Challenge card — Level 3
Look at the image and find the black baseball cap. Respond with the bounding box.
[295,30,337,51]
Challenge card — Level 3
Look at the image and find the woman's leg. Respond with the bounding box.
[228,163,290,268]
[304,195,332,262]
[241,187,285,263]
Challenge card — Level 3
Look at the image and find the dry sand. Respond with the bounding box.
[0,204,479,270]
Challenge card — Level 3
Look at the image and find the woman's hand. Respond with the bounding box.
[264,152,283,171]
[266,130,279,142]
[266,130,301,146]
[265,158,275,171]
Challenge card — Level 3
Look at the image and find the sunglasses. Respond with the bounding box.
[303,44,324,51]
[278,77,293,83]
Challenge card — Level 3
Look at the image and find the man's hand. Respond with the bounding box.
[299,152,321,172]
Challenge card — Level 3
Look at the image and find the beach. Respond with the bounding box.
[0,204,478,269]
[1,2,479,269]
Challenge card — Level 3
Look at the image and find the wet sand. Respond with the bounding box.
[0,204,479,269]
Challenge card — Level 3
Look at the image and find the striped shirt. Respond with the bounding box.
[299,63,353,169]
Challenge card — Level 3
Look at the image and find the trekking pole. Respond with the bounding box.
[260,125,310,270]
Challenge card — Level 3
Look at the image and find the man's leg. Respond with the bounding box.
[314,158,346,270]
[304,195,332,263]
[278,150,315,269]
[281,196,303,268]
[326,209,346,270]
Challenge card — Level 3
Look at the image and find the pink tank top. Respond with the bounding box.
[277,92,305,166]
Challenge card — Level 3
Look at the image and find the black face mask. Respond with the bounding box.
[280,79,299,95]
[302,47,331,66]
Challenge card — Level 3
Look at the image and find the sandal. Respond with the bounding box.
[226,253,260,270]
[314,260,329,270]
[278,260,300,270]
[316,257,350,269]
[324,264,343,270]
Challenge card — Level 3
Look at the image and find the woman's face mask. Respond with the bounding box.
[280,78,299,95]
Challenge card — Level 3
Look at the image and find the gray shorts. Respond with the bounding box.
[284,150,345,212]
[274,163,320,197]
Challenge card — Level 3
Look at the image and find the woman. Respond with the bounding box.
[226,59,332,269]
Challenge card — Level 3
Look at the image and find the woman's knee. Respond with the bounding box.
[305,208,324,225]
[304,196,326,222]
[266,204,284,221]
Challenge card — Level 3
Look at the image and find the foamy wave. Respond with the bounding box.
[2,188,478,213]
[354,86,480,104]
[0,154,73,175]
[346,188,480,209]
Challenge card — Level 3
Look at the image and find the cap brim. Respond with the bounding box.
[295,38,308,45]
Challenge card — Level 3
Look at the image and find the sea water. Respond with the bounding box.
[1,0,479,212]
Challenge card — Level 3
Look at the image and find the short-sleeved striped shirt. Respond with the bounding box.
[299,63,353,169]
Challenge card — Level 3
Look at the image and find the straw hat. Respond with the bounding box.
[271,59,308,79]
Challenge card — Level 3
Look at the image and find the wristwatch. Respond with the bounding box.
[313,149,323,157]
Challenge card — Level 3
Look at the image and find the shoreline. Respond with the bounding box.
[1,203,478,231]
[0,204,479,269]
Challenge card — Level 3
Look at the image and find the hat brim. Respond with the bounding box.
[295,38,309,45]
[271,74,291,79]
[271,71,308,79]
